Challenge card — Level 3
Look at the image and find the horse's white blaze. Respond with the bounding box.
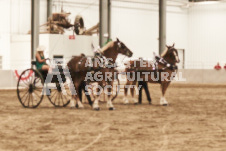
[173,51,179,63]
[161,48,168,57]
[93,95,100,109]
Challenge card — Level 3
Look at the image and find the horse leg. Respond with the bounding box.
[75,84,84,109]
[131,80,138,104]
[106,82,115,110]
[93,95,100,110]
[160,82,170,106]
[69,81,76,108]
[123,80,130,104]
[70,95,76,108]
[78,82,83,102]
[83,82,93,106]
[93,84,102,111]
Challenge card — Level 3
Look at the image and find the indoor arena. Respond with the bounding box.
[0,0,226,151]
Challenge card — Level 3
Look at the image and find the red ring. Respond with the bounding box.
[15,70,33,81]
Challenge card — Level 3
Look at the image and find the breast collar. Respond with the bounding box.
[77,51,116,71]
[94,51,116,69]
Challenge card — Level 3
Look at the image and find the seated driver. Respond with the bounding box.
[35,46,50,71]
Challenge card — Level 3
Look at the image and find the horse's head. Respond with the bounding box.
[115,38,133,57]
[162,43,180,65]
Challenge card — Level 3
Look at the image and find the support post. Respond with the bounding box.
[31,0,40,60]
[47,0,52,20]
[159,0,166,55]
[99,0,111,47]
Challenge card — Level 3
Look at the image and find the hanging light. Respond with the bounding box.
[189,0,220,5]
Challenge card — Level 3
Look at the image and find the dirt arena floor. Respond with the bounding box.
[0,83,226,151]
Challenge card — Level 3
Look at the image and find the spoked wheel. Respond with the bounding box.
[17,69,44,108]
[47,82,71,107]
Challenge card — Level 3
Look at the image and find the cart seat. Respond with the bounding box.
[31,61,36,65]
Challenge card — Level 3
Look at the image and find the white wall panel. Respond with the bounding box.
[0,35,11,69]
[112,1,159,59]
[10,34,98,70]
[188,3,226,69]
[167,9,188,52]
[112,1,188,61]
[0,0,10,34]
[10,35,31,70]
[10,0,47,35]
[2,0,226,70]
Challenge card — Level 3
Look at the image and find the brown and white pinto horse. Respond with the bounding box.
[67,38,133,110]
[123,44,180,106]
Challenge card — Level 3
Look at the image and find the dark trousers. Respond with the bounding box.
[78,82,93,106]
[138,81,151,104]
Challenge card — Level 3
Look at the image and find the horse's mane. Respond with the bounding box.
[100,41,114,53]
[161,47,168,57]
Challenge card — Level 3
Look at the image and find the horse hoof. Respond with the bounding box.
[163,104,168,106]
[123,101,129,105]
[70,106,76,109]
[109,107,115,110]
[134,103,138,105]
[93,107,100,111]
[149,102,152,105]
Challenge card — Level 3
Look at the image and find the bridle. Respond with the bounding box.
[117,41,132,57]
[154,48,179,71]
[154,55,178,71]
[77,41,131,71]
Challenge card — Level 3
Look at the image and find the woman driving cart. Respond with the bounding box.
[35,46,50,71]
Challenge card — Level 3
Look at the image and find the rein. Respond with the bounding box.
[126,55,178,73]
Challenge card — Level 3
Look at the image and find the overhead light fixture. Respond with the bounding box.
[189,0,220,5]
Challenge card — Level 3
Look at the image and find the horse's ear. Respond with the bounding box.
[116,38,120,42]
[172,43,175,47]
[166,45,169,48]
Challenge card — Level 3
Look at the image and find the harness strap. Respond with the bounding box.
[154,55,178,71]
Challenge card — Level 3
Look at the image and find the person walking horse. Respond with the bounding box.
[124,44,180,106]
[138,81,151,104]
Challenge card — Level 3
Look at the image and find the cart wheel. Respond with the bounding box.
[17,69,44,108]
[74,15,85,35]
[47,82,71,107]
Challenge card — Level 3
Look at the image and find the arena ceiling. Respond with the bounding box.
[189,0,219,2]
[54,0,226,9]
